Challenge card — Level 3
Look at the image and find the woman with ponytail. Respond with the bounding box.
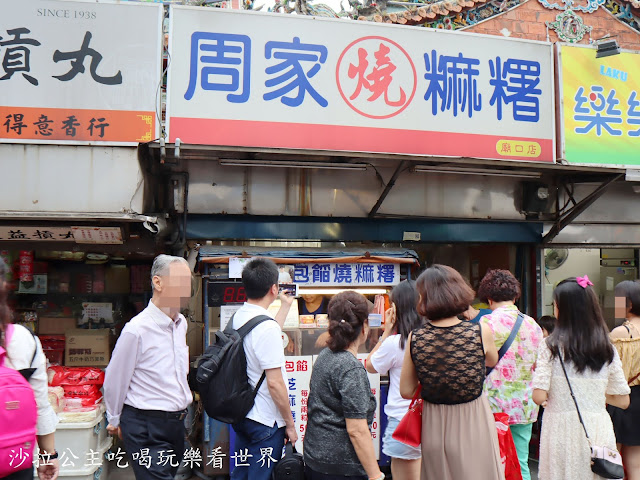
[304,291,384,480]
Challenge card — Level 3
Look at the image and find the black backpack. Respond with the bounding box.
[272,443,305,480]
[196,314,272,424]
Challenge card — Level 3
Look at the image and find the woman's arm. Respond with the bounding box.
[366,305,396,374]
[533,388,548,406]
[606,394,630,409]
[480,323,498,367]
[399,332,419,399]
[345,418,383,479]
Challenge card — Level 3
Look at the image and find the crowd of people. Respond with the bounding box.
[2,254,639,480]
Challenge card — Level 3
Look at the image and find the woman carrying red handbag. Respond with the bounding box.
[399,265,504,480]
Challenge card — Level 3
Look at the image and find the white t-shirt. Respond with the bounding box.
[232,302,287,428]
[5,324,59,435]
[370,334,411,420]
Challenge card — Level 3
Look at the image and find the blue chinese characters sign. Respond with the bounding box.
[166,7,555,162]
[293,263,400,286]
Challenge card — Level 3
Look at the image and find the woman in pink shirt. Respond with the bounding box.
[477,269,543,480]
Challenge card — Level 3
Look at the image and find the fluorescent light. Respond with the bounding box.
[596,39,620,58]
[413,165,541,179]
[297,287,388,295]
[626,169,640,182]
[219,159,368,171]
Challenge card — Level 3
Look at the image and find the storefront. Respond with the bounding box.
[194,246,419,474]
[539,44,640,328]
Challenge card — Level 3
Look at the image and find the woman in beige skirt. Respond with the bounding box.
[400,265,505,480]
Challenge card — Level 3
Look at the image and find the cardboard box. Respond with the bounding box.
[105,266,130,294]
[39,317,77,335]
[65,329,110,367]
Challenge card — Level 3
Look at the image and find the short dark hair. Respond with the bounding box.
[537,315,556,334]
[327,291,369,352]
[242,258,278,300]
[416,265,474,321]
[390,280,422,349]
[614,280,640,317]
[549,278,614,373]
[477,269,521,303]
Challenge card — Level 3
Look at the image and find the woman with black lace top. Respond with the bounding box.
[399,264,504,480]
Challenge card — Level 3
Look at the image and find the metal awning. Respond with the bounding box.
[198,246,420,265]
[0,212,158,223]
[145,142,630,245]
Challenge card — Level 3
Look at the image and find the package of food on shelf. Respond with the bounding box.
[58,405,103,423]
[48,366,105,387]
[315,314,329,328]
[63,394,104,410]
[299,315,316,328]
[47,386,65,413]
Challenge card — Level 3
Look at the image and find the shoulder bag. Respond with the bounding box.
[392,385,422,447]
[559,355,624,479]
[486,312,524,377]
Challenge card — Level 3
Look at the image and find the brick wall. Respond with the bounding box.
[464,0,640,50]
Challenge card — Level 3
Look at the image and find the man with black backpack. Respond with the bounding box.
[230,258,297,480]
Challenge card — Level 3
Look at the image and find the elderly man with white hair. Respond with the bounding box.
[104,254,193,480]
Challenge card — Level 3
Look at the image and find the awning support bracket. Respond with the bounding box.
[368,161,408,218]
[543,173,623,244]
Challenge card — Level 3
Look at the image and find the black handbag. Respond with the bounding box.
[272,443,304,480]
[559,356,625,480]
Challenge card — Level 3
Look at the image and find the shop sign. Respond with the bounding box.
[0,0,162,145]
[166,7,555,162]
[285,355,313,454]
[71,227,123,244]
[558,44,640,166]
[0,226,74,241]
[287,355,380,457]
[293,263,400,286]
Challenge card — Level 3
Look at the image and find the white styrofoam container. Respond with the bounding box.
[54,410,108,470]
[35,438,112,480]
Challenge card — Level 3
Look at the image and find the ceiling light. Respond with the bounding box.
[219,159,368,171]
[413,165,541,178]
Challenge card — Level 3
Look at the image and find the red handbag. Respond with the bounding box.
[392,386,423,447]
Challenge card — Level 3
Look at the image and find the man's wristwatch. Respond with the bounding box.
[38,451,59,463]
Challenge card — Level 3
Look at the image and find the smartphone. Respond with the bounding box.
[278,283,299,297]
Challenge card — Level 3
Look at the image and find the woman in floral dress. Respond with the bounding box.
[532,277,630,479]
[477,269,543,480]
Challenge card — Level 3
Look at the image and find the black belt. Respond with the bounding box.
[124,405,187,421]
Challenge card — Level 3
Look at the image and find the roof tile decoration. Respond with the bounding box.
[267,0,639,33]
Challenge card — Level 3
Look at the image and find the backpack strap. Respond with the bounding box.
[20,327,39,380]
[234,314,275,394]
[237,315,273,339]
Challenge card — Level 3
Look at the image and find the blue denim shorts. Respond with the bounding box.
[381,416,422,460]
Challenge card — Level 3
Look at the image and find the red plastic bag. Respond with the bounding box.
[48,366,104,387]
[62,384,101,399]
[494,413,523,480]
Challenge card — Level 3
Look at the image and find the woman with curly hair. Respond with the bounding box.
[477,269,543,480]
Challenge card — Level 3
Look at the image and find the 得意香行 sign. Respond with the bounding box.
[558,44,640,166]
[0,0,162,145]
[167,7,555,162]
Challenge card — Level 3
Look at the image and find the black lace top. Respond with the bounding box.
[410,321,485,405]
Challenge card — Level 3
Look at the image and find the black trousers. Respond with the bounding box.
[121,405,186,480]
